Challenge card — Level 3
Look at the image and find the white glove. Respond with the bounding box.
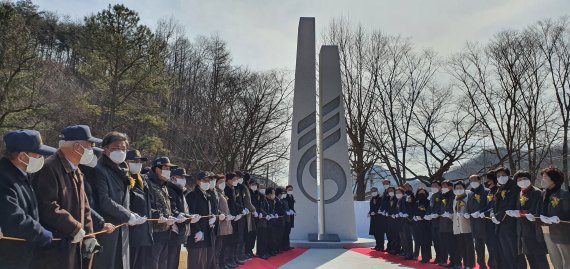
[227,215,235,221]
[72,229,86,243]
[525,214,536,222]
[243,208,249,215]
[370,212,376,216]
[84,238,99,253]
[540,215,552,224]
[158,216,168,223]
[166,216,176,226]
[471,212,479,218]
[550,216,561,224]
[258,213,263,218]
[402,213,408,218]
[253,212,258,218]
[190,214,201,224]
[478,212,486,218]
[506,210,514,217]
[137,216,147,225]
[234,214,242,221]
[128,213,140,226]
[194,231,204,242]
[265,215,271,220]
[511,211,521,218]
[463,213,470,219]
[442,212,450,218]
[398,212,404,217]
[491,216,500,224]
[219,214,226,221]
[424,215,431,220]
[431,213,438,219]
[417,216,423,221]
[273,214,278,218]
[208,216,217,225]
[176,214,188,224]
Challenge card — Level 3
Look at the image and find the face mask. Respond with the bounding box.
[395,193,403,199]
[209,180,216,190]
[280,194,287,199]
[418,193,427,199]
[431,187,440,194]
[85,154,98,168]
[20,154,45,173]
[454,189,465,196]
[232,181,238,187]
[199,182,210,191]
[388,192,394,197]
[129,163,142,174]
[218,182,226,190]
[238,178,244,184]
[109,150,126,164]
[541,178,553,189]
[371,191,378,197]
[161,169,171,179]
[287,191,293,195]
[470,182,480,189]
[498,176,509,185]
[517,179,531,189]
[259,189,266,195]
[442,188,450,194]
[383,184,390,189]
[176,178,187,188]
[250,185,258,191]
[76,145,94,165]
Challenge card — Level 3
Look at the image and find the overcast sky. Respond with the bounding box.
[34,0,570,72]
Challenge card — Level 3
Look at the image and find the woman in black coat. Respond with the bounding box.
[413,188,432,263]
[368,187,382,251]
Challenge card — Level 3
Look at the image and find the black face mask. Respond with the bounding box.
[417,193,427,200]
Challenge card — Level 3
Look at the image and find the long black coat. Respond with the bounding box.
[368,194,382,235]
[494,180,519,233]
[517,186,547,254]
[0,157,47,269]
[80,164,105,232]
[466,185,489,240]
[166,182,190,245]
[428,191,443,229]
[129,174,153,248]
[540,185,570,244]
[438,191,455,233]
[285,194,295,227]
[186,187,213,248]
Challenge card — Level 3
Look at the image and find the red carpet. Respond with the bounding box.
[241,248,309,269]
[350,248,483,269]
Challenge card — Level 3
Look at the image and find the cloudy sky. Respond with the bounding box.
[34,0,570,72]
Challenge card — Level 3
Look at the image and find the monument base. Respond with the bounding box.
[291,237,375,249]
[308,233,340,242]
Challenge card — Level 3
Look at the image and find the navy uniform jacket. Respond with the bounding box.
[0,157,50,269]
[517,186,547,254]
[438,191,455,233]
[186,187,213,248]
[540,185,570,244]
[493,180,519,233]
[428,191,443,228]
[466,185,489,240]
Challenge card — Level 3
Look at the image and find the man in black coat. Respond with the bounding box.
[466,174,489,269]
[368,187,383,251]
[125,150,153,269]
[438,180,457,267]
[0,130,55,269]
[166,168,191,269]
[284,184,296,251]
[483,171,502,269]
[186,171,216,269]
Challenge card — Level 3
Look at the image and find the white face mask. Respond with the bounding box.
[218,182,226,190]
[287,191,293,195]
[160,170,171,179]
[470,182,480,189]
[280,194,287,199]
[109,150,126,164]
[209,180,216,190]
[128,163,142,174]
[498,176,509,185]
[541,178,553,189]
[371,191,378,197]
[175,178,187,188]
[84,154,98,168]
[383,184,390,189]
[395,193,403,199]
[259,189,266,195]
[232,180,238,187]
[77,145,94,165]
[517,179,531,189]
[454,189,465,196]
[199,182,210,191]
[388,192,394,197]
[250,185,258,191]
[238,178,244,184]
[442,188,450,194]
[20,154,45,173]
[431,187,440,194]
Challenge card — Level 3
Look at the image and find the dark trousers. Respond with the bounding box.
[166,235,182,269]
[455,233,475,268]
[245,230,257,255]
[271,220,284,253]
[440,232,458,265]
[235,219,246,259]
[415,221,432,261]
[130,246,150,269]
[431,223,442,263]
[498,223,520,269]
[282,224,291,250]
[525,254,550,269]
[485,222,501,269]
[373,234,384,250]
[256,227,269,257]
[216,235,229,267]
[186,247,208,269]
[387,219,401,253]
[399,221,413,258]
[147,231,170,269]
[473,236,487,268]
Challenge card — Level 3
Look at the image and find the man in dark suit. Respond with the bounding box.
[0,130,56,268]
[186,171,216,269]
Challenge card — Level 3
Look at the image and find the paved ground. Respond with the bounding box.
[280,248,420,269]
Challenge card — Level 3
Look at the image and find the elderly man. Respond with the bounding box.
[32,125,100,268]
[186,171,216,269]
[0,130,56,268]
[92,132,145,269]
[166,168,191,269]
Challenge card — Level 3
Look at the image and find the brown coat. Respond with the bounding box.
[215,189,233,236]
[31,150,94,269]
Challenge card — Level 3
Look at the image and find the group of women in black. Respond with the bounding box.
[368,166,570,269]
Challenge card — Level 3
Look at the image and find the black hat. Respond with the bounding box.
[126,150,148,162]
[171,168,190,177]
[60,125,102,143]
[3,130,56,156]
[152,156,176,168]
[196,171,207,181]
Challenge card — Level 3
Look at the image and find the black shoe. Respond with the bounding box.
[421,260,430,263]
[226,261,238,268]
[224,264,235,269]
[235,260,244,265]
[261,254,269,260]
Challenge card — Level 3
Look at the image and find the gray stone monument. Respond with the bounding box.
[288,17,357,242]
